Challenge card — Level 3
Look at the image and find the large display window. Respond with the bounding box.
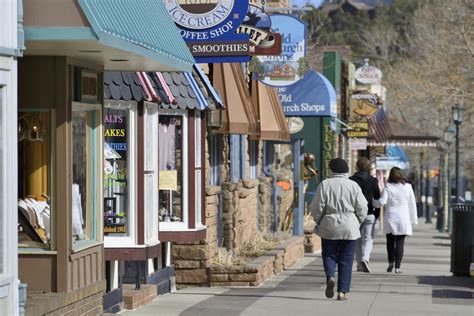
[103,101,136,246]
[158,110,188,230]
[17,110,53,250]
[72,103,101,247]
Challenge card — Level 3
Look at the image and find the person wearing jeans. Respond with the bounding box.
[350,157,381,273]
[374,167,418,273]
[310,158,368,301]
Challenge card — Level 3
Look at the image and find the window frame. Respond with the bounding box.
[103,101,137,248]
[71,102,102,249]
[158,109,188,231]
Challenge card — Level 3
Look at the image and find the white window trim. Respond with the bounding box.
[144,102,159,245]
[158,109,188,231]
[104,103,137,248]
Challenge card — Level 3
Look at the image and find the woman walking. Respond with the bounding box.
[374,167,418,273]
[310,158,368,301]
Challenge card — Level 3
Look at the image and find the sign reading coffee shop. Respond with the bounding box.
[251,14,308,87]
[165,0,250,63]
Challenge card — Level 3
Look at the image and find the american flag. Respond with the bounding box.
[368,108,392,142]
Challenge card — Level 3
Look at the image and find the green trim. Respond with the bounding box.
[24,27,97,41]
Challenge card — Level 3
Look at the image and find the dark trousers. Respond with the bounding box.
[321,239,357,293]
[386,234,406,269]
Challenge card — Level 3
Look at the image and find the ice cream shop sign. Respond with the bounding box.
[165,0,250,63]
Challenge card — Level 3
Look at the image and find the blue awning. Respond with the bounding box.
[78,0,194,72]
[387,145,409,162]
[277,71,337,117]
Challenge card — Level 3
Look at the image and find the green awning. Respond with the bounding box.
[78,0,194,72]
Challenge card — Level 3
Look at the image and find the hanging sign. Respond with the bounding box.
[349,138,368,150]
[278,71,336,117]
[349,91,379,121]
[237,4,282,56]
[288,117,304,134]
[355,65,383,84]
[251,14,308,87]
[159,170,178,191]
[165,0,250,63]
[346,122,369,138]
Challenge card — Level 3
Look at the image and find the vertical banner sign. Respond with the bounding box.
[251,14,308,87]
[322,117,334,179]
[165,0,251,63]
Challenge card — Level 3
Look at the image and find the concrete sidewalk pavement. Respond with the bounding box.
[120,220,473,316]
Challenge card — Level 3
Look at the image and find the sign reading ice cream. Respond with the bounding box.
[165,0,250,63]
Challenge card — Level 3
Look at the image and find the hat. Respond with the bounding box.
[329,158,349,174]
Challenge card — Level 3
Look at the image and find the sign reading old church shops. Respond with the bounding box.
[251,14,308,87]
[165,0,250,63]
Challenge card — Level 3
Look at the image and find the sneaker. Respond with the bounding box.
[361,260,371,273]
[325,277,335,298]
[387,263,394,272]
[395,268,402,274]
[337,292,348,301]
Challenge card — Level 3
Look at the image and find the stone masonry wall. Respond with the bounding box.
[173,186,220,288]
[222,179,258,250]
[258,176,273,233]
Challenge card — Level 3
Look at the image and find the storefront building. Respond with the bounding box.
[0,0,22,314]
[18,0,194,314]
[101,68,219,311]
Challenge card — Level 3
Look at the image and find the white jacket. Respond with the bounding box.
[310,174,368,240]
[375,183,418,235]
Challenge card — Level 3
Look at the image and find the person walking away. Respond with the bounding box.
[350,157,381,273]
[373,167,418,273]
[310,158,368,301]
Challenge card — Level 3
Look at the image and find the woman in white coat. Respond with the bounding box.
[374,167,418,273]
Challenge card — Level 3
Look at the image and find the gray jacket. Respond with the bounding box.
[310,174,368,240]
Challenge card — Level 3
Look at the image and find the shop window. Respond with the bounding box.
[249,140,259,179]
[159,111,188,228]
[103,102,136,244]
[17,111,52,250]
[72,104,101,246]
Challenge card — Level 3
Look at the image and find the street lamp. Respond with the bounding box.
[444,126,455,232]
[452,103,465,203]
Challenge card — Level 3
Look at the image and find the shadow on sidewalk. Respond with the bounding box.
[417,275,474,304]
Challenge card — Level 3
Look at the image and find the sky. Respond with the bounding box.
[290,0,324,7]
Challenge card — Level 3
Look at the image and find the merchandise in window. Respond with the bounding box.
[72,108,100,243]
[159,115,184,223]
[17,111,51,249]
[103,105,131,236]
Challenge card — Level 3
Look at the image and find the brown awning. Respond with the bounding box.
[251,80,290,141]
[211,63,259,135]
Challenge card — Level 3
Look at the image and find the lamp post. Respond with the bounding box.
[444,126,455,232]
[452,103,465,203]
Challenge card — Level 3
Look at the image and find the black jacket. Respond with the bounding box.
[350,171,381,219]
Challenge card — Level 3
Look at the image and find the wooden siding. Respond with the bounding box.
[69,244,105,291]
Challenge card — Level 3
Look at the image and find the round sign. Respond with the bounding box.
[166,0,234,30]
[355,66,383,85]
[288,117,304,134]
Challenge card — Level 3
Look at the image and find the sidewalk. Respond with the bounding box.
[120,221,473,316]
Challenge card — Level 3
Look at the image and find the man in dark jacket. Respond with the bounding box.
[350,157,381,273]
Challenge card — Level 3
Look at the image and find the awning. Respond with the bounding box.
[212,63,259,136]
[278,70,337,117]
[23,0,194,72]
[368,117,439,147]
[104,69,213,111]
[251,80,290,141]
